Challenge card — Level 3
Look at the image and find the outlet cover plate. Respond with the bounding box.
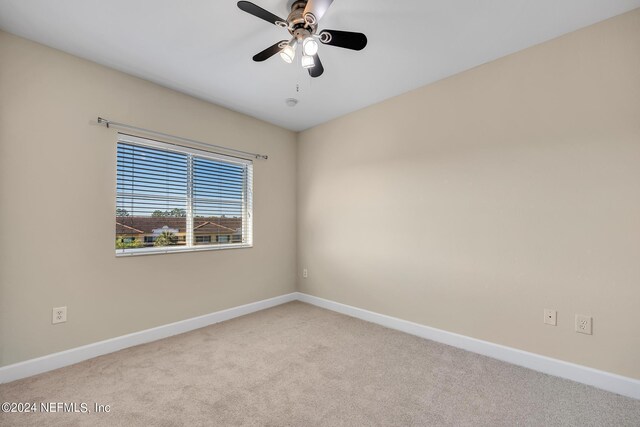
[575,314,592,335]
[52,306,67,324]
[544,309,557,326]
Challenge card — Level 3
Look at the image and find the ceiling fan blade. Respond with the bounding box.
[308,54,324,78]
[303,0,334,24]
[319,30,367,51]
[253,40,287,62]
[237,1,286,26]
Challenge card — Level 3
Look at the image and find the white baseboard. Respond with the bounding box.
[0,293,297,384]
[295,292,640,400]
[2,291,638,400]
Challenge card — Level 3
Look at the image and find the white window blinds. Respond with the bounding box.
[115,134,253,255]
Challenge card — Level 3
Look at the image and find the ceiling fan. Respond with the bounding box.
[237,0,367,77]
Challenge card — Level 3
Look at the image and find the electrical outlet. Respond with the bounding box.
[543,309,557,326]
[52,306,67,324]
[575,314,592,335]
[303,268,308,278]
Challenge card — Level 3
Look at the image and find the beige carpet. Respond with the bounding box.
[1,301,639,426]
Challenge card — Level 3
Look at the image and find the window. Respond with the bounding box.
[195,235,211,244]
[115,134,253,256]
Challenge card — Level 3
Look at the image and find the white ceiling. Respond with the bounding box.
[1,0,639,131]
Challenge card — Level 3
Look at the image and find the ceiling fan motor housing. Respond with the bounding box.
[287,0,317,39]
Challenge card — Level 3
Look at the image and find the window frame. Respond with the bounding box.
[115,134,253,257]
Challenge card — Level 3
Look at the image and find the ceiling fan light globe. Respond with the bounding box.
[303,37,319,56]
[301,54,315,69]
[280,45,295,63]
[279,52,293,63]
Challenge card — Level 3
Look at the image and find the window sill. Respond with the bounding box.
[115,243,252,257]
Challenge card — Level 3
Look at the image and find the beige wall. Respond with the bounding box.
[0,31,297,366]
[297,9,640,379]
